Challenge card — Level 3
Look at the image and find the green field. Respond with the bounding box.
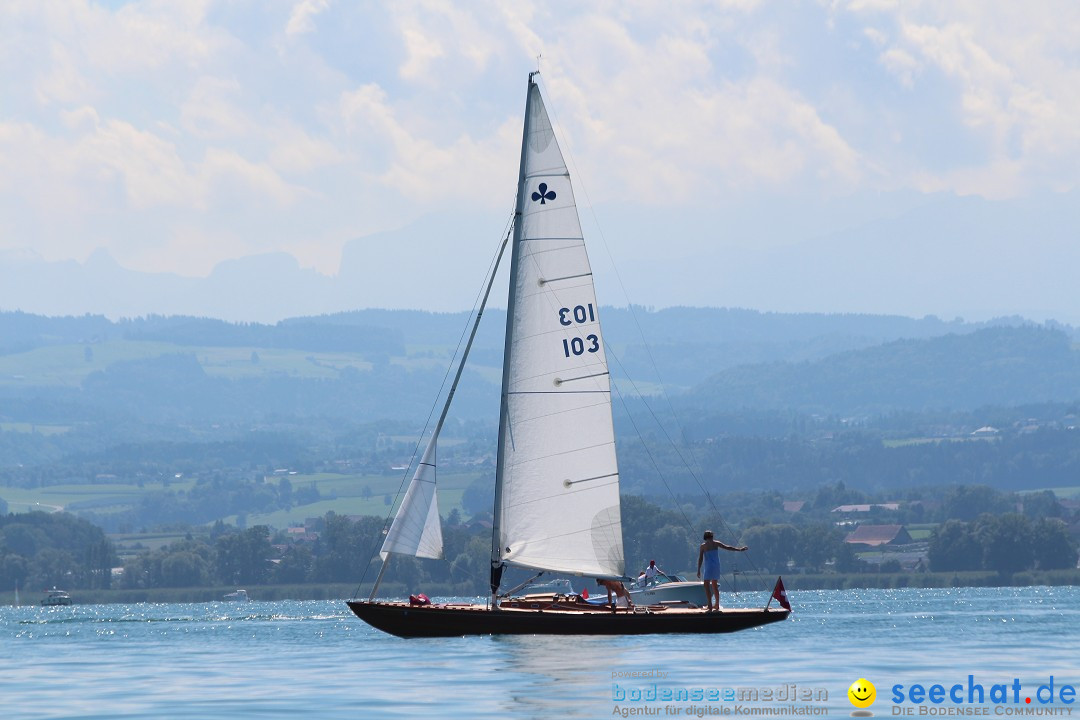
[0,340,179,387]
[0,479,196,514]
[109,532,192,558]
[882,436,997,448]
[0,335,513,400]
[0,470,481,529]
[244,471,479,527]
[1028,486,1080,499]
[882,437,943,448]
[0,339,385,387]
[0,422,72,436]
[197,347,372,379]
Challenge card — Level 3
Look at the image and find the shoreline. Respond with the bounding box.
[779,568,1080,590]
[4,569,1080,606]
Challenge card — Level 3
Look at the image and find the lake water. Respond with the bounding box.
[3,586,1078,719]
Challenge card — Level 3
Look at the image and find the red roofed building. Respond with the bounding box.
[843,524,913,547]
[832,503,900,513]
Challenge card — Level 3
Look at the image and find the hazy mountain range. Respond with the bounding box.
[689,324,1080,416]
[2,308,1077,434]
[3,192,1080,324]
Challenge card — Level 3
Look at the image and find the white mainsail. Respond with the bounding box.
[494,79,625,579]
[379,439,443,560]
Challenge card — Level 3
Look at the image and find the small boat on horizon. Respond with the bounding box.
[223,589,250,602]
[41,588,72,606]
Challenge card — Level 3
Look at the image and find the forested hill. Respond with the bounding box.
[689,325,1080,414]
[1,310,1078,430]
[3,310,1080,528]
[4,307,1065,388]
[286,307,1002,388]
[0,313,404,356]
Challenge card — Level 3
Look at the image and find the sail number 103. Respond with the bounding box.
[558,304,600,358]
[558,304,596,326]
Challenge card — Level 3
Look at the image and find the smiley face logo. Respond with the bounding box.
[848,678,876,709]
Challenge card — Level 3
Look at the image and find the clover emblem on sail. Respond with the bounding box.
[531,183,556,204]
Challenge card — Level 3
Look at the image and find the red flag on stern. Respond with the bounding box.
[581,587,589,600]
[771,577,792,611]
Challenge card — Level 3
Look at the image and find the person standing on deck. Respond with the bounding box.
[643,560,662,585]
[596,578,634,613]
[697,530,747,612]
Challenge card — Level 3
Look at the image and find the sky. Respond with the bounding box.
[2,1,1079,322]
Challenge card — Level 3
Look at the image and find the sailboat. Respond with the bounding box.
[347,72,790,637]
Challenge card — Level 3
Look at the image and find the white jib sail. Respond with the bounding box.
[380,438,443,560]
[497,82,625,579]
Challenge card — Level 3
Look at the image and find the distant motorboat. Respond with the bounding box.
[513,578,576,596]
[41,588,72,606]
[223,589,250,602]
[576,573,708,608]
[626,574,708,607]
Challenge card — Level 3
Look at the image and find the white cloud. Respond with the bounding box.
[180,76,250,140]
[338,82,518,204]
[880,47,919,88]
[59,105,100,131]
[267,123,343,175]
[199,148,305,209]
[3,0,1080,310]
[518,9,863,203]
[35,41,94,105]
[286,0,330,37]
[399,27,446,81]
[389,1,500,82]
[863,27,888,47]
[847,2,1080,197]
[83,119,199,210]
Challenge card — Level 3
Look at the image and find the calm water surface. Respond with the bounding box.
[2,586,1078,719]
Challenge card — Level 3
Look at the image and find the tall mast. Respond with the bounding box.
[490,71,538,602]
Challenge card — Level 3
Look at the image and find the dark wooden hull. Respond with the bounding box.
[346,600,789,638]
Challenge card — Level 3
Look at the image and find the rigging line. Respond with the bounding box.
[532,78,695,466]
[609,354,768,587]
[605,347,695,534]
[605,346,766,593]
[536,77,704,478]
[353,209,516,598]
[537,77,767,594]
[534,76,695,456]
